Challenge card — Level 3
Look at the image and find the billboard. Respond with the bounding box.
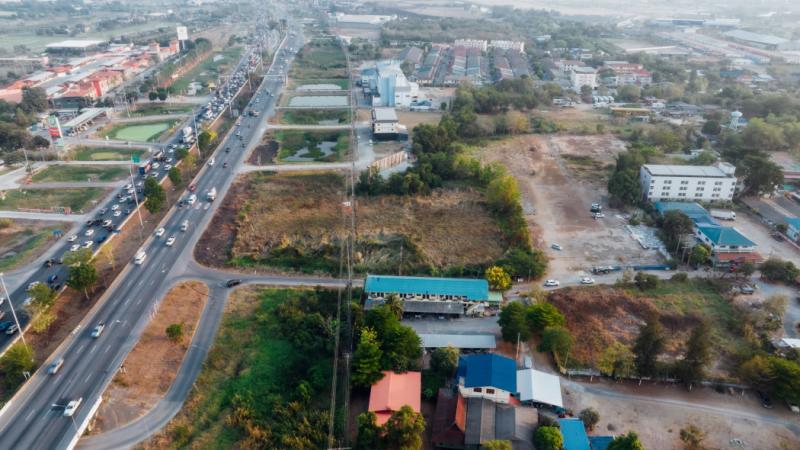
[47,114,62,140]
[176,26,189,41]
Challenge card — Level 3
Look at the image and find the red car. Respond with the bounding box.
[188,184,197,192]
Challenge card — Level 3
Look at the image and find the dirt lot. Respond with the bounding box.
[397,110,444,131]
[564,378,800,450]
[196,172,505,275]
[90,281,209,433]
[478,135,661,281]
[0,219,69,271]
[246,140,278,165]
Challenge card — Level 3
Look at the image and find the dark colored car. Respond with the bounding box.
[96,235,107,244]
[226,279,242,288]
[43,260,53,268]
[0,321,13,331]
[757,391,773,409]
[47,274,58,283]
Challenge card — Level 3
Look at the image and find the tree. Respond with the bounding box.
[385,294,403,320]
[27,283,56,311]
[680,424,707,450]
[483,441,512,450]
[597,341,636,379]
[485,266,511,290]
[661,210,694,249]
[617,84,641,102]
[607,432,645,450]
[365,306,421,371]
[430,346,459,376]
[148,91,158,102]
[143,176,166,213]
[486,174,520,214]
[64,248,97,300]
[20,87,47,113]
[701,119,721,135]
[168,166,182,185]
[355,412,384,450]
[579,408,600,431]
[198,130,217,152]
[633,313,665,377]
[0,343,35,391]
[634,271,659,290]
[679,321,711,386]
[533,426,563,450]
[759,257,800,283]
[607,169,641,206]
[384,405,425,450]
[527,302,565,331]
[689,244,710,267]
[166,322,184,343]
[580,84,593,103]
[538,325,573,361]
[768,356,800,404]
[498,302,530,342]
[158,90,168,101]
[352,327,385,388]
[739,156,783,196]
[741,118,785,152]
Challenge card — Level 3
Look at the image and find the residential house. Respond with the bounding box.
[456,354,517,404]
[559,418,591,450]
[368,371,421,425]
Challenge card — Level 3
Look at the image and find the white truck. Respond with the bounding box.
[181,126,194,144]
[710,209,736,221]
[207,187,217,202]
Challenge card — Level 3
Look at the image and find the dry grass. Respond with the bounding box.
[91,281,209,433]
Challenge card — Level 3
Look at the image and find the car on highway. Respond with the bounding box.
[543,279,560,287]
[5,323,18,335]
[113,210,122,217]
[134,250,146,265]
[580,277,595,285]
[593,212,605,219]
[63,398,82,417]
[48,357,64,375]
[82,241,93,249]
[84,229,94,237]
[99,208,108,215]
[155,227,165,237]
[47,274,58,284]
[70,244,80,252]
[0,321,13,332]
[166,236,176,247]
[208,157,215,166]
[67,235,77,243]
[222,162,228,168]
[91,322,105,338]
[102,219,112,227]
[111,204,119,211]
[187,194,197,205]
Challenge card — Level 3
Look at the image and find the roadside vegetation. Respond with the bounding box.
[274,130,350,162]
[0,188,107,211]
[0,219,68,271]
[69,146,146,162]
[30,165,129,183]
[290,38,348,80]
[129,103,194,117]
[279,109,350,125]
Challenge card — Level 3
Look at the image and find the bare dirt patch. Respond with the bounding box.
[397,110,443,131]
[246,140,278,165]
[478,135,662,279]
[90,281,209,433]
[0,219,69,271]
[196,172,505,275]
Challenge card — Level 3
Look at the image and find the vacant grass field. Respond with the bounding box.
[274,130,350,162]
[31,165,129,183]
[0,220,69,271]
[0,188,107,212]
[99,120,179,142]
[170,47,244,95]
[197,172,505,275]
[129,103,194,117]
[70,147,146,162]
[278,109,350,125]
[290,39,348,80]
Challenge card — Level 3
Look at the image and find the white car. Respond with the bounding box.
[166,236,176,247]
[82,241,93,249]
[111,204,120,211]
[551,243,563,251]
[155,227,165,237]
[66,235,77,243]
[543,279,560,287]
[580,277,595,285]
[593,213,605,219]
[70,244,80,252]
[63,398,83,417]
[91,322,105,338]
[164,164,173,171]
[208,157,215,166]
[113,211,122,217]
[84,229,94,237]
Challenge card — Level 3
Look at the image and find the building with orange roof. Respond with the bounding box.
[368,370,421,425]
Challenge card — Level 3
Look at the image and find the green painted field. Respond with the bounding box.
[31,165,129,183]
[0,188,108,212]
[99,120,179,142]
[71,147,146,162]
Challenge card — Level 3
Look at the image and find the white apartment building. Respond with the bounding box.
[454,39,488,51]
[490,40,525,52]
[639,163,737,202]
[570,66,597,92]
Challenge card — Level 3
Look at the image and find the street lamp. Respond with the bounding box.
[0,273,27,347]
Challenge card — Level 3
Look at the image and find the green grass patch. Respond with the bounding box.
[290,39,348,80]
[31,165,129,183]
[70,146,146,162]
[129,103,194,117]
[99,120,179,142]
[153,288,334,448]
[0,227,64,271]
[274,130,350,162]
[280,109,350,125]
[290,78,350,90]
[0,188,107,212]
[170,47,244,95]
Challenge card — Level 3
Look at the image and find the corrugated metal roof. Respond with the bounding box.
[559,418,591,450]
[643,164,732,178]
[419,333,496,349]
[724,29,788,46]
[457,354,517,393]
[364,298,465,315]
[516,369,564,407]
[365,275,489,301]
[697,226,755,247]
[373,107,398,122]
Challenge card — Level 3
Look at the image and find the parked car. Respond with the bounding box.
[740,285,755,295]
[551,243,563,251]
[544,279,560,287]
[580,277,595,285]
[757,390,773,409]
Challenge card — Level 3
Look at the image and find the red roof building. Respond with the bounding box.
[368,371,421,425]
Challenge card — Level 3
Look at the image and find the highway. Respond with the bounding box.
[0,22,305,450]
[0,37,264,354]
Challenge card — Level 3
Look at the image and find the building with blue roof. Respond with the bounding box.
[589,436,615,450]
[558,418,591,450]
[364,275,489,302]
[785,217,800,242]
[456,353,517,404]
[653,202,715,224]
[695,225,756,253]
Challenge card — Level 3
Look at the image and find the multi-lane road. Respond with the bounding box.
[0,23,305,450]
[0,38,264,353]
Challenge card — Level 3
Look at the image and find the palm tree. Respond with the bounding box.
[385,293,403,319]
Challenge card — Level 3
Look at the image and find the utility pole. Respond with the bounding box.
[128,159,144,240]
[0,273,27,347]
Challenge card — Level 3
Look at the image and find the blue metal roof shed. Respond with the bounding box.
[364,275,489,301]
[558,418,591,450]
[456,354,517,393]
[653,202,712,222]
[696,226,755,247]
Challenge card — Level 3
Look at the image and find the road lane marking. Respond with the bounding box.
[25,409,35,421]
[84,373,92,384]
[89,344,97,354]
[105,344,112,354]
[77,344,85,353]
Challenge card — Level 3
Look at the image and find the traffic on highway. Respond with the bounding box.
[0,20,304,450]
